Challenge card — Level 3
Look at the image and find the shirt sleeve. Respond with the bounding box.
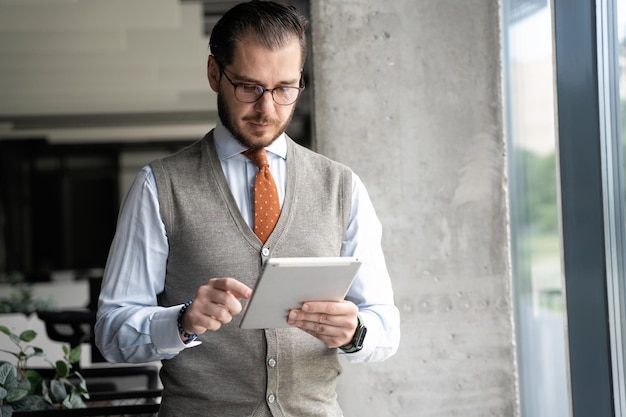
[94,166,198,364]
[340,173,401,363]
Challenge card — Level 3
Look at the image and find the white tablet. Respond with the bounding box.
[239,257,362,329]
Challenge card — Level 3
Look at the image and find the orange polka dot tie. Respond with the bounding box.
[243,148,281,243]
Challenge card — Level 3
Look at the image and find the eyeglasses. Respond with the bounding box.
[217,62,305,106]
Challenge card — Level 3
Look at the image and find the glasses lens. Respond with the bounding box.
[273,87,301,105]
[234,84,302,105]
[235,85,264,103]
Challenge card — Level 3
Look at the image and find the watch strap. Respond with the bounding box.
[339,314,367,353]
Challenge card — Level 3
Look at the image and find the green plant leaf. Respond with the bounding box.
[7,334,18,345]
[0,363,17,386]
[54,360,69,378]
[0,404,14,417]
[12,394,49,412]
[22,346,43,361]
[18,331,36,343]
[68,346,81,364]
[23,370,41,395]
[5,388,28,403]
[39,380,50,404]
[74,372,89,398]
[0,326,10,337]
[49,380,67,403]
[16,378,30,392]
[0,386,7,401]
[63,390,86,409]
[0,363,11,385]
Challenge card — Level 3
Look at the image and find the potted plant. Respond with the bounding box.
[0,326,88,416]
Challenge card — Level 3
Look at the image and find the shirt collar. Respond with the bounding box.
[213,119,288,161]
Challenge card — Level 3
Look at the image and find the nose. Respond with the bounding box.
[254,90,275,113]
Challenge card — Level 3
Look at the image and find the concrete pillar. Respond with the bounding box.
[310,1,517,416]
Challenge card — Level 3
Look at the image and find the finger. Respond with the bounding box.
[199,278,252,316]
[196,285,243,317]
[292,301,357,327]
[300,327,348,349]
[183,302,229,333]
[185,280,249,332]
[193,313,226,332]
[288,309,342,336]
[288,300,359,346]
[302,300,357,316]
[209,277,253,300]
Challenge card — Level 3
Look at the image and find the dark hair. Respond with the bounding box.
[209,1,309,68]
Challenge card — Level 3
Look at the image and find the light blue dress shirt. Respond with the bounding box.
[95,121,400,364]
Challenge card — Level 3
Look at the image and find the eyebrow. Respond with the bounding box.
[229,70,300,87]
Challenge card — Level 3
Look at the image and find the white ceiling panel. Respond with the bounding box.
[0,0,311,144]
[0,0,182,31]
[0,0,216,140]
[0,31,125,54]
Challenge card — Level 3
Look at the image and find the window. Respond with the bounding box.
[506,0,626,415]
[502,1,570,416]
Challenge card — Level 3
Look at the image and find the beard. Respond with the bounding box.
[217,92,296,150]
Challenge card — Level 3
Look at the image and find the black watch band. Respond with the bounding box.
[339,314,367,353]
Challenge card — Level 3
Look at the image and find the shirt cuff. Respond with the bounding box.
[150,305,202,354]
[339,310,380,360]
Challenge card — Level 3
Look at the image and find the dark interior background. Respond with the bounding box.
[0,0,312,282]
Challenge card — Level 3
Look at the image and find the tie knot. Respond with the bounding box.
[243,148,269,169]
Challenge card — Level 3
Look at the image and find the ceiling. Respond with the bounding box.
[0,0,311,145]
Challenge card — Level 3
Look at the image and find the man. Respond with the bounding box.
[95,1,400,416]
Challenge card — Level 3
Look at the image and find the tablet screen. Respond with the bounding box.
[239,257,361,329]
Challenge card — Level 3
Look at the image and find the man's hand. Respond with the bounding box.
[287,300,358,348]
[181,278,252,336]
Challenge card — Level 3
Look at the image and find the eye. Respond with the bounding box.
[240,85,264,95]
[275,87,292,95]
[275,87,298,99]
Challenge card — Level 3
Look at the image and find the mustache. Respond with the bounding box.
[243,116,279,125]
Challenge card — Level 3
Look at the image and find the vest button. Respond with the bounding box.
[268,394,276,403]
[262,247,270,257]
[267,358,277,367]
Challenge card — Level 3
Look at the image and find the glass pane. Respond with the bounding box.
[502,1,570,416]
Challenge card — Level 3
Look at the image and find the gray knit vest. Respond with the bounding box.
[150,131,352,417]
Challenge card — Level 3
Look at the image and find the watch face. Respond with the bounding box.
[340,315,367,353]
[354,326,367,349]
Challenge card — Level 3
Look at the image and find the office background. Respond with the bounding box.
[1,1,624,416]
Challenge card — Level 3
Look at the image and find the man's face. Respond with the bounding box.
[208,36,303,149]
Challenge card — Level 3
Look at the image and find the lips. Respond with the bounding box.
[249,122,270,132]
[244,115,278,125]
[246,118,276,132]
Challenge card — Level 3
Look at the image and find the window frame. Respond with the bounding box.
[553,0,616,415]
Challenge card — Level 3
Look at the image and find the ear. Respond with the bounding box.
[207,56,220,92]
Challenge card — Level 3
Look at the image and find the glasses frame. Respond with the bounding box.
[215,60,305,106]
